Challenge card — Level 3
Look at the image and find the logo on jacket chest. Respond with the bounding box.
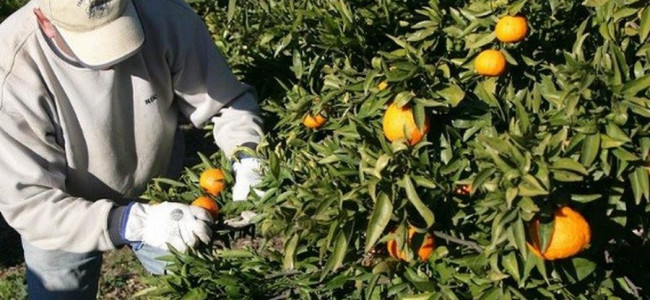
[144,95,158,105]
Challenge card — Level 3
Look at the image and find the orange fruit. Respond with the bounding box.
[191,196,220,218]
[474,49,507,76]
[387,226,435,262]
[382,102,430,146]
[495,15,528,43]
[199,168,225,196]
[303,114,327,129]
[527,206,591,260]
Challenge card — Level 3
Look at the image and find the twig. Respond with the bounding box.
[265,270,302,280]
[269,288,301,300]
[433,230,483,253]
[269,291,291,300]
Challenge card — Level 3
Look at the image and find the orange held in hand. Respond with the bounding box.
[191,196,220,218]
[303,113,327,129]
[527,206,591,261]
[199,168,225,196]
[474,49,507,76]
[495,15,528,43]
[382,102,430,146]
[386,226,435,262]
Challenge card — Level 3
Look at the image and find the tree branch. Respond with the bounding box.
[433,231,483,253]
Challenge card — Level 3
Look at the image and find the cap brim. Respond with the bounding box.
[56,1,144,68]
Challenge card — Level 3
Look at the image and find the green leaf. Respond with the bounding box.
[613,7,638,21]
[612,148,639,161]
[479,135,511,154]
[181,288,208,300]
[506,187,518,208]
[502,252,521,283]
[552,158,588,175]
[283,233,299,270]
[403,175,435,227]
[321,223,352,280]
[478,287,502,300]
[620,75,650,96]
[365,193,393,252]
[153,178,186,188]
[581,133,600,167]
[583,0,608,7]
[198,152,213,169]
[404,268,435,292]
[394,91,415,107]
[472,168,496,194]
[601,134,627,149]
[553,170,584,182]
[226,0,236,23]
[413,103,427,132]
[371,154,391,178]
[513,218,527,256]
[437,84,466,107]
[570,257,597,282]
[606,122,631,142]
[571,194,602,203]
[641,6,650,42]
[401,293,435,300]
[269,151,280,179]
[274,33,292,57]
[538,218,555,254]
[518,175,549,197]
[219,250,255,258]
[465,32,496,49]
[629,167,650,205]
[291,49,304,79]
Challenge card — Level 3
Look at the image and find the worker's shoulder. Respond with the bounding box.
[0,1,39,72]
[0,1,41,109]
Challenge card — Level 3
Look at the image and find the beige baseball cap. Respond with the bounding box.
[38,0,144,68]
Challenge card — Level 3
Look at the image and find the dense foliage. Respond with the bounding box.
[5,0,650,299]
[142,0,650,299]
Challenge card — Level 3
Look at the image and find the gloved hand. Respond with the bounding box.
[121,202,213,252]
[232,157,265,201]
[225,157,265,227]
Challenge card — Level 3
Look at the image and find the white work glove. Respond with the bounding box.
[225,157,265,227]
[122,202,213,252]
[231,157,265,201]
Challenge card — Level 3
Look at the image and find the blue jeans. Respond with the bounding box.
[22,240,171,300]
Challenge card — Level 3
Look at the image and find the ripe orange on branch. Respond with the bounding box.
[382,102,430,146]
[302,113,327,129]
[199,168,225,196]
[527,206,591,260]
[191,196,220,218]
[474,49,507,76]
[386,226,435,262]
[495,15,528,43]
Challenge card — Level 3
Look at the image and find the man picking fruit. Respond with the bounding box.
[0,0,264,298]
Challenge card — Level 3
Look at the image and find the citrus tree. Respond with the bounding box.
[143,0,650,299]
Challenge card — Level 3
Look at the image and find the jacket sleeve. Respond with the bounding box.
[170,13,263,157]
[0,78,117,253]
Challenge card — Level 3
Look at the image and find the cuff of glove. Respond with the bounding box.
[108,205,130,247]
